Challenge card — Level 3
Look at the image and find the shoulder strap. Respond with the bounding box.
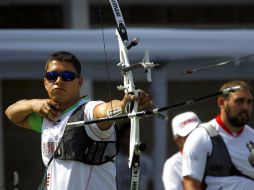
[200,123,218,137]
[202,123,233,177]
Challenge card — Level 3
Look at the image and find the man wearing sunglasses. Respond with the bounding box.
[5,51,153,190]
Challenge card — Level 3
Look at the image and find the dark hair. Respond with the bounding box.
[45,51,81,77]
[220,80,253,99]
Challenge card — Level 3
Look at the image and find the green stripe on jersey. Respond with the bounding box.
[28,112,43,133]
[27,96,90,133]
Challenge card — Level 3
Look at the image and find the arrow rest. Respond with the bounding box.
[117,50,159,84]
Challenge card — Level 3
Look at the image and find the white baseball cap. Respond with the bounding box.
[172,111,200,137]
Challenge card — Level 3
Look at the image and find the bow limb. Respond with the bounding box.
[109,0,128,42]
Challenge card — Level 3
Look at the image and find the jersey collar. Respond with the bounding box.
[216,114,244,137]
[63,95,90,114]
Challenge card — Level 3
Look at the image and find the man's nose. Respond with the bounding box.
[55,76,64,83]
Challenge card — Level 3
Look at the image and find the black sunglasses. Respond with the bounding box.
[45,71,79,82]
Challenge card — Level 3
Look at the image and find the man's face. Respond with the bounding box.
[174,135,188,151]
[223,89,253,128]
[44,60,82,105]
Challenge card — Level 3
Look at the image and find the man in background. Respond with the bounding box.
[182,80,254,190]
[162,111,200,190]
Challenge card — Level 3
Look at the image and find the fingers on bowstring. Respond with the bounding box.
[48,100,59,111]
[44,101,60,122]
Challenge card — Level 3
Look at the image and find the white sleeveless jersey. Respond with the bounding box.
[41,98,117,190]
[182,118,254,190]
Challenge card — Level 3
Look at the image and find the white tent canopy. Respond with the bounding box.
[1,28,254,63]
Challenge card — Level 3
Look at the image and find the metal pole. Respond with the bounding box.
[64,0,90,29]
[0,81,5,189]
[150,70,168,190]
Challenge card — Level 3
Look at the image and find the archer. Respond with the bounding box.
[5,51,152,190]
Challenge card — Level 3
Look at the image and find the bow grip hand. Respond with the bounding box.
[122,90,153,113]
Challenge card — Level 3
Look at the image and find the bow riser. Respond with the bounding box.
[115,29,140,171]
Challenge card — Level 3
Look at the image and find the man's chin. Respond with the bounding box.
[50,95,63,103]
[238,114,249,124]
[233,119,248,128]
[228,115,248,128]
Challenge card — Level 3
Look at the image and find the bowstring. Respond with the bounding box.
[97,0,113,108]
[96,1,120,188]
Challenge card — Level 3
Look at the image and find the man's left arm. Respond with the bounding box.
[93,91,152,130]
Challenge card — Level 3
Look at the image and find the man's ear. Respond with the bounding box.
[78,77,84,87]
[218,96,225,107]
[44,78,48,90]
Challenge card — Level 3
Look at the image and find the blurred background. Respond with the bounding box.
[1,0,254,189]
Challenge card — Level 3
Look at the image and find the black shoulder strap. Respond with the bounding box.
[201,123,233,176]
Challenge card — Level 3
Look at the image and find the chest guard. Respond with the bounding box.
[202,123,253,180]
[54,104,119,165]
